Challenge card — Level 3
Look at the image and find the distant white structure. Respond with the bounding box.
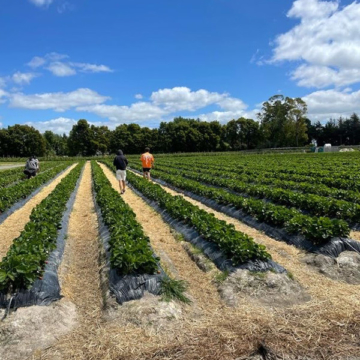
[324,144,332,152]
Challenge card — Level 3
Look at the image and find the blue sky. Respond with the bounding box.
[0,0,359,133]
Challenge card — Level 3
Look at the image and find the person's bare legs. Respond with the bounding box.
[147,171,151,180]
[121,180,126,192]
[118,180,123,193]
[143,171,146,179]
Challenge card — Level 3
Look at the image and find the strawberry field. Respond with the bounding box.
[1,153,360,360]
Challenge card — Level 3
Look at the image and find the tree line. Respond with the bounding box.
[1,95,359,157]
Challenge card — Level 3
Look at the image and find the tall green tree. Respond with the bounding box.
[67,119,93,156]
[285,97,308,147]
[43,131,68,155]
[258,95,308,147]
[0,125,46,157]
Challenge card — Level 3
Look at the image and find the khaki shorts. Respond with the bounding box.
[116,170,126,181]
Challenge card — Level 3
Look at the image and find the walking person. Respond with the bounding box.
[140,147,154,180]
[24,156,38,179]
[113,150,128,194]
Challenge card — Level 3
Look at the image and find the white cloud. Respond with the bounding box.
[0,89,8,104]
[46,52,69,61]
[29,0,53,7]
[10,88,109,112]
[135,94,143,99]
[71,63,113,73]
[78,102,167,123]
[27,56,46,68]
[5,85,255,126]
[217,97,247,111]
[292,65,360,88]
[151,87,226,111]
[57,2,74,14]
[304,88,360,121]
[26,117,77,134]
[26,53,113,77]
[47,62,77,77]
[0,78,6,88]
[271,0,360,88]
[12,72,38,85]
[0,122,2,128]
[197,110,248,123]
[287,0,338,19]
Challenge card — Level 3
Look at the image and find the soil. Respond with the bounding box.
[350,230,360,241]
[0,163,77,260]
[302,251,360,284]
[219,270,311,307]
[181,242,217,273]
[0,300,77,360]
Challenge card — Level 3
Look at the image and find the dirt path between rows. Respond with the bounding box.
[350,230,360,241]
[0,164,77,260]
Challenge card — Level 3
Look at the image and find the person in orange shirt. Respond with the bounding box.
[140,147,154,180]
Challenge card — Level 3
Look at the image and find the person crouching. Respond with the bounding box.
[24,156,38,179]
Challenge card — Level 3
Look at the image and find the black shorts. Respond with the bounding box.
[24,169,36,177]
[143,168,151,173]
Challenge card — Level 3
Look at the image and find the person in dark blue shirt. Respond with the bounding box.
[113,150,128,194]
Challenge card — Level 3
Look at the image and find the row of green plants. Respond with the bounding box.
[128,163,350,244]
[91,161,159,275]
[0,163,84,292]
[149,164,360,223]
[102,160,271,264]
[0,162,73,214]
[157,152,360,175]
[157,159,360,191]
[154,161,360,204]
[0,162,61,189]
[173,158,360,180]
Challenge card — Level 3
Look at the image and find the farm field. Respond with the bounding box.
[1,153,360,360]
